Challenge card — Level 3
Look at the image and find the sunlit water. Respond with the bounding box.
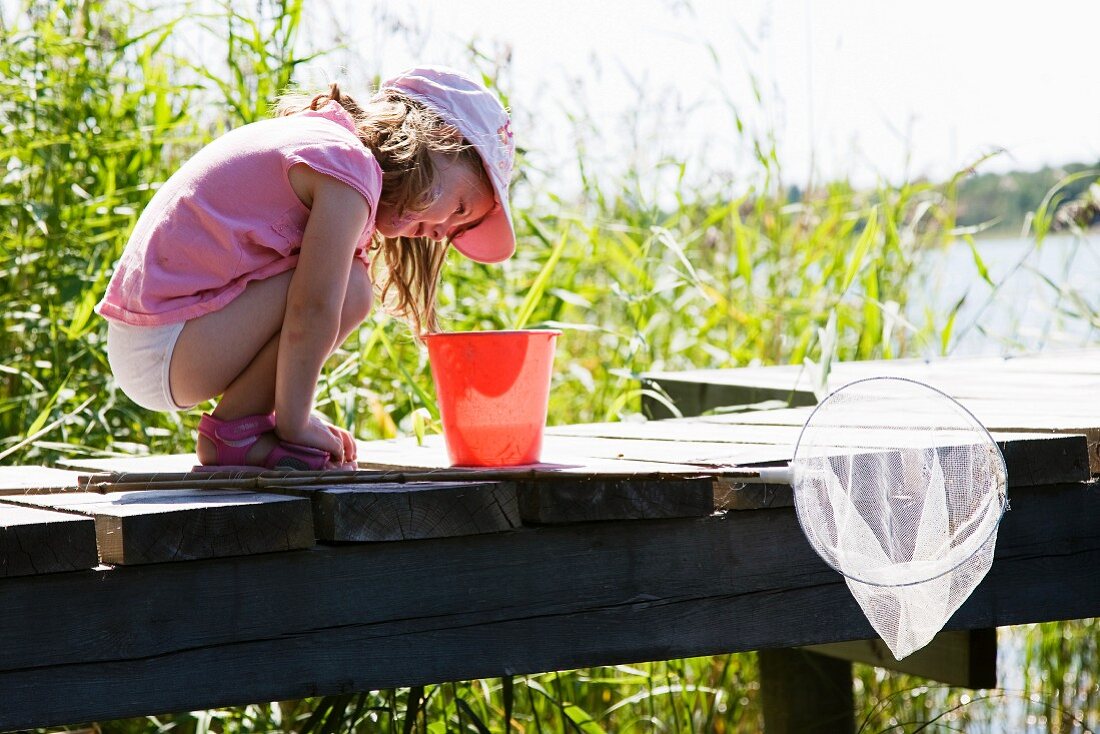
[913,232,1100,357]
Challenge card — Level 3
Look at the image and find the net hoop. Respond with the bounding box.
[789,376,1009,588]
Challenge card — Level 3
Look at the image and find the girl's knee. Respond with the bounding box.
[341,261,374,329]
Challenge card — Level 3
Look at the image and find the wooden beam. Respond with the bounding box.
[272,481,521,542]
[0,504,98,577]
[517,477,717,523]
[0,490,314,564]
[0,481,1095,730]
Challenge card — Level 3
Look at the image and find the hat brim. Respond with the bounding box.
[451,203,515,264]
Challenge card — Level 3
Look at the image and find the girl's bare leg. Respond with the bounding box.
[169,261,373,465]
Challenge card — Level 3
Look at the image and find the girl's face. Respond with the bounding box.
[376,154,495,241]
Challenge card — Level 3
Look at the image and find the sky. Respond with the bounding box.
[302,0,1099,190]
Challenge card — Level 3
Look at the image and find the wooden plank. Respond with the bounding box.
[548,419,805,443]
[698,401,1100,473]
[0,466,84,495]
[272,481,520,542]
[997,434,1091,487]
[553,418,1027,450]
[714,479,793,510]
[0,503,98,577]
[64,430,1090,495]
[993,350,1100,374]
[642,375,816,419]
[702,401,1100,427]
[517,477,717,524]
[804,628,997,689]
[1,490,314,565]
[643,362,1100,474]
[541,434,795,467]
[644,349,1100,390]
[355,435,717,476]
[701,404,1100,466]
[549,413,1090,487]
[642,351,1100,415]
[58,453,197,474]
[62,442,717,480]
[0,480,1095,730]
[714,435,1088,511]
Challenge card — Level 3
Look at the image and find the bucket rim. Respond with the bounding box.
[423,328,562,339]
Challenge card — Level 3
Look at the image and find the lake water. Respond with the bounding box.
[914,232,1100,357]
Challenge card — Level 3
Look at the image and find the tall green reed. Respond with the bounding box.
[0,0,197,459]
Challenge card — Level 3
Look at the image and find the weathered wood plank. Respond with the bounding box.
[642,351,1100,419]
[549,417,803,442]
[547,416,1090,488]
[272,481,520,542]
[1,490,314,564]
[713,434,1088,510]
[997,434,1091,486]
[643,349,1100,391]
[552,418,1028,450]
[643,360,1100,475]
[62,431,1090,496]
[642,376,816,419]
[699,402,1100,434]
[0,480,1095,730]
[0,466,84,495]
[541,434,794,466]
[0,503,98,576]
[517,477,717,524]
[805,628,997,689]
[58,453,198,474]
[62,441,717,480]
[354,435,718,476]
[698,402,1100,473]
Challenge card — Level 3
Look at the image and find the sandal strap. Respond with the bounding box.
[197,413,276,443]
[263,440,330,471]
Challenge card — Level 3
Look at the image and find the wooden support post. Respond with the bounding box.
[759,648,854,734]
[805,628,997,689]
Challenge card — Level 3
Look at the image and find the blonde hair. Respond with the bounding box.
[274,82,490,334]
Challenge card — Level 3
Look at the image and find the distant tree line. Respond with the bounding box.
[956,160,1100,234]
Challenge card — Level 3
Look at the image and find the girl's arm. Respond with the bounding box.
[274,166,370,459]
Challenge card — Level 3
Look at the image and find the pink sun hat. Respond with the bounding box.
[381,65,516,264]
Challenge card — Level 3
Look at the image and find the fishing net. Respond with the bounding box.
[789,377,1008,659]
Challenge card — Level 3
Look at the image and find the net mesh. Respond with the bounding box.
[789,377,1008,659]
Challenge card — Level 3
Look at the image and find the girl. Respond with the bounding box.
[96,66,516,470]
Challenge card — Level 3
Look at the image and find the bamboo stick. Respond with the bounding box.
[75,466,771,493]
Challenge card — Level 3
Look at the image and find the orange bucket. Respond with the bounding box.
[423,329,562,466]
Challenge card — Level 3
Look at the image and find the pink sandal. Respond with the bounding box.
[194,412,331,472]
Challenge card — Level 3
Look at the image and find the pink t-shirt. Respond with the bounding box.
[96,101,382,326]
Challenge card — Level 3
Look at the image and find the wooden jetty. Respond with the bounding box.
[1,350,1098,732]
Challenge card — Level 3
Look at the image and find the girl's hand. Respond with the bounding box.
[321,415,357,464]
[276,414,355,466]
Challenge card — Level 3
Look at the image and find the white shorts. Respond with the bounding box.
[106,320,196,412]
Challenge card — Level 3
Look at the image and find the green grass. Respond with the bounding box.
[2,2,1098,733]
